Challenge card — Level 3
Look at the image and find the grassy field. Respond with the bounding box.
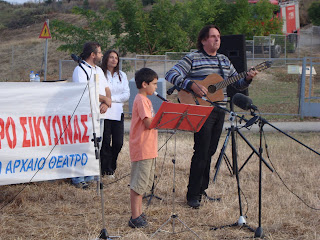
[1,131,319,240]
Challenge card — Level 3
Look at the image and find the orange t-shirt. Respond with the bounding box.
[129,94,158,162]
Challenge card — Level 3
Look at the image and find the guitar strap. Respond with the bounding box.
[216,55,225,80]
[186,55,200,105]
[216,55,228,106]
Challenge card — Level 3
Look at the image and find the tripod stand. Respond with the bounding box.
[213,112,274,183]
[143,174,163,206]
[211,110,256,232]
[150,102,213,239]
[151,133,201,239]
[213,97,274,182]
[210,97,273,235]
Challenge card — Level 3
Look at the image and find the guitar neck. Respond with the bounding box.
[214,71,247,91]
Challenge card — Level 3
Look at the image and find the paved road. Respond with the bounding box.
[124,120,320,133]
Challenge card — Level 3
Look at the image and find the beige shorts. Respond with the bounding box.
[130,158,155,196]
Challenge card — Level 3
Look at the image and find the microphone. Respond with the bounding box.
[154,91,168,102]
[232,93,258,111]
[244,115,259,128]
[167,85,180,95]
[71,54,92,69]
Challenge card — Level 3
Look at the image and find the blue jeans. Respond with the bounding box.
[71,176,94,184]
[71,119,104,185]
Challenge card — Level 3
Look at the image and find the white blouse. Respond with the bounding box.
[103,70,130,121]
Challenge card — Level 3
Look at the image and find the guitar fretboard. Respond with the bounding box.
[214,71,247,91]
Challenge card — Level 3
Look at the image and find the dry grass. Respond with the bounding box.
[1,131,319,240]
[0,13,84,82]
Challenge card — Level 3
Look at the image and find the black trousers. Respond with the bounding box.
[100,114,124,175]
[187,107,225,201]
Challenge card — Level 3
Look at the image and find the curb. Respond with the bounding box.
[124,121,320,133]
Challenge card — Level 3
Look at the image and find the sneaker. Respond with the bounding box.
[128,215,148,228]
[73,181,89,189]
[107,174,115,180]
[141,212,147,221]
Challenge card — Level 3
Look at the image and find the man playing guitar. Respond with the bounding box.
[165,24,258,209]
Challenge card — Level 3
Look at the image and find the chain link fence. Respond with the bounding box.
[246,26,320,66]
[1,28,319,117]
[2,52,319,118]
[299,26,320,54]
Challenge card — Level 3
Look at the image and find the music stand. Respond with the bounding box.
[149,102,213,131]
[150,102,213,239]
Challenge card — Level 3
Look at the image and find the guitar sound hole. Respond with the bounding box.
[208,85,216,93]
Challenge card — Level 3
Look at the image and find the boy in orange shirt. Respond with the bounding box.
[129,68,158,228]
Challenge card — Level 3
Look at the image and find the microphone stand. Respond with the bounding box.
[179,88,256,233]
[77,63,115,240]
[255,117,265,238]
[210,109,256,233]
[248,111,320,238]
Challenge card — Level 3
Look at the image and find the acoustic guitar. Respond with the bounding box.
[177,61,272,106]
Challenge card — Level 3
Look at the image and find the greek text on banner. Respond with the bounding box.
[0,82,100,185]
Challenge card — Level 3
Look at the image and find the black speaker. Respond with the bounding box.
[219,34,248,97]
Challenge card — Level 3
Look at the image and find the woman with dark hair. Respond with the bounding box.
[100,50,130,178]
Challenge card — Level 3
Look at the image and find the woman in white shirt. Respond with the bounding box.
[100,50,130,177]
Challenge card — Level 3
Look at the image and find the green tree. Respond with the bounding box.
[52,0,192,55]
[51,6,113,54]
[51,0,282,55]
[217,0,282,39]
[111,0,150,54]
[179,0,223,48]
[248,0,282,37]
[112,0,224,53]
[147,0,189,53]
[216,0,251,36]
[308,1,320,26]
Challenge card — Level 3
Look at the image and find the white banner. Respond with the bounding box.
[0,82,100,185]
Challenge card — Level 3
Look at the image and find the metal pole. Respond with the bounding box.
[268,36,271,59]
[284,35,287,65]
[254,120,264,238]
[119,58,122,71]
[44,19,49,82]
[11,45,14,81]
[299,57,307,119]
[59,60,62,80]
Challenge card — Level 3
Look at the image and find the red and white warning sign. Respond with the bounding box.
[39,21,51,39]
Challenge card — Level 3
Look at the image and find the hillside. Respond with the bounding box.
[0,12,82,81]
[0,0,97,81]
[0,0,317,82]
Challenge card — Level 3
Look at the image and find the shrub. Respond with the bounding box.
[308,1,320,26]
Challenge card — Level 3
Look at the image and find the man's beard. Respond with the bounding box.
[94,57,102,66]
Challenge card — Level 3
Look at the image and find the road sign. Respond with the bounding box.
[39,21,51,39]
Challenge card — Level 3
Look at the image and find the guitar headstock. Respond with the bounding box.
[254,61,272,71]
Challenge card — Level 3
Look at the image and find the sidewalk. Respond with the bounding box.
[124,120,320,133]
